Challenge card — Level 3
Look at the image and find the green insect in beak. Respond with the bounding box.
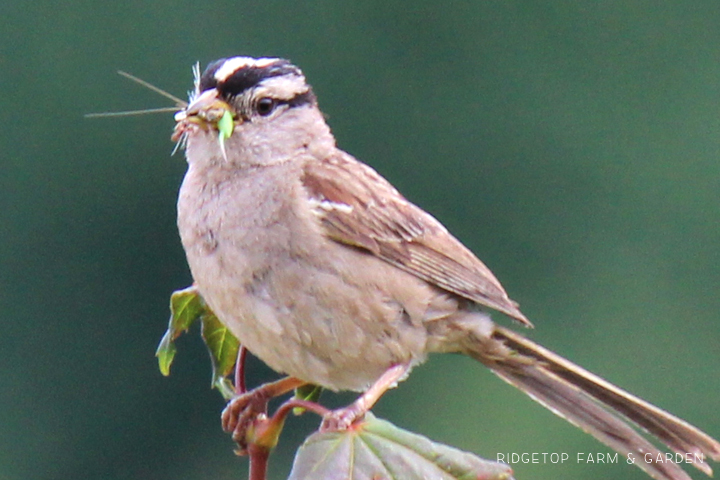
[218,110,234,140]
[217,110,235,161]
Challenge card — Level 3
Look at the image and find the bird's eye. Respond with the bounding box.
[256,97,276,116]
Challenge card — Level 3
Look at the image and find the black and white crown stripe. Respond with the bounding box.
[196,56,315,109]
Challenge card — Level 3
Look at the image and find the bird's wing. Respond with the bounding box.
[301,153,531,326]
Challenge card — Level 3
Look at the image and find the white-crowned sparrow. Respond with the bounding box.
[172,56,719,480]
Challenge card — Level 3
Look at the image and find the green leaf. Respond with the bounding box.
[295,384,324,402]
[155,330,177,377]
[156,285,241,398]
[293,384,324,415]
[200,311,240,399]
[155,286,206,376]
[288,413,514,480]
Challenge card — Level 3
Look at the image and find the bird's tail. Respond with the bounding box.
[463,324,720,480]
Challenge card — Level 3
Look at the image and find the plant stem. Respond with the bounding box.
[248,443,270,480]
[235,346,247,394]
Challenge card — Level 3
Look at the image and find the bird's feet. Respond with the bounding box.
[320,364,410,432]
[320,403,367,431]
[221,388,271,451]
[221,376,306,453]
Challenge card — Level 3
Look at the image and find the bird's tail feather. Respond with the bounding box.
[464,325,720,480]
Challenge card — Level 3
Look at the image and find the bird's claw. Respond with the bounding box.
[221,388,271,452]
[320,404,366,432]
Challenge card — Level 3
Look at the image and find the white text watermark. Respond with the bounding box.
[497,452,706,466]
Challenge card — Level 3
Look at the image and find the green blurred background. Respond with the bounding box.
[2,2,719,479]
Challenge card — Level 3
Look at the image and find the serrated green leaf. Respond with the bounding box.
[155,286,205,376]
[289,413,514,480]
[200,310,240,398]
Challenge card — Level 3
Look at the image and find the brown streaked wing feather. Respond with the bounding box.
[301,154,532,327]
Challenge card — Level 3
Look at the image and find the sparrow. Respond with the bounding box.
[172,56,720,480]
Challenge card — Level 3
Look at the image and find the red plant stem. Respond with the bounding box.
[235,346,247,394]
[248,443,270,480]
[243,393,330,480]
[274,398,332,421]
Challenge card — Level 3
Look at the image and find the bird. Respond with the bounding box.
[172,56,720,480]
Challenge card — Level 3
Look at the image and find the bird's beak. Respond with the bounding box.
[172,88,235,143]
